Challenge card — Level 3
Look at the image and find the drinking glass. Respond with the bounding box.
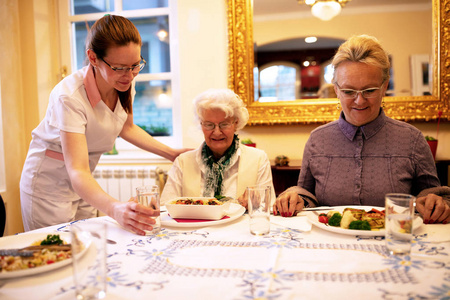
[385,193,416,256]
[71,223,107,300]
[136,185,161,235]
[247,185,271,235]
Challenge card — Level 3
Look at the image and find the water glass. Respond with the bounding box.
[136,185,161,235]
[71,223,107,300]
[385,193,416,256]
[247,185,271,235]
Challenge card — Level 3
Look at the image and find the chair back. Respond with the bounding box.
[0,195,5,237]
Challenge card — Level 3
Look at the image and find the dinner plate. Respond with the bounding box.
[306,206,423,236]
[0,232,90,279]
[161,203,246,228]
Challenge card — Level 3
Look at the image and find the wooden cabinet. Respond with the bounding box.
[436,160,450,186]
[271,160,301,196]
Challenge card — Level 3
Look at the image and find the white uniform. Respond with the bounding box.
[20,65,130,230]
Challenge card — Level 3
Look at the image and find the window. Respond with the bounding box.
[256,62,300,102]
[58,0,181,160]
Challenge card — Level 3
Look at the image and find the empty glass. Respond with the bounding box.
[71,223,107,300]
[247,185,271,235]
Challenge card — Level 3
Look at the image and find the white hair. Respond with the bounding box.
[193,89,249,130]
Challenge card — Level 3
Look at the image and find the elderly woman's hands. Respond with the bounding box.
[237,189,248,210]
[272,191,305,217]
[416,193,450,224]
[112,199,159,235]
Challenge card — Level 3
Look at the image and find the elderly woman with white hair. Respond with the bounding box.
[161,89,275,207]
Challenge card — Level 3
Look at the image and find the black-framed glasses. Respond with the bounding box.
[335,82,383,100]
[101,56,146,75]
[201,121,235,131]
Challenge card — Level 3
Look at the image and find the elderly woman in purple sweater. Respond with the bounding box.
[273,35,450,224]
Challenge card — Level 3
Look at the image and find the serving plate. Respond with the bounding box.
[306,206,423,236]
[165,197,231,220]
[0,232,90,279]
[161,203,245,228]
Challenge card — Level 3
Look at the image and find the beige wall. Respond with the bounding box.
[1,0,28,235]
[0,0,448,235]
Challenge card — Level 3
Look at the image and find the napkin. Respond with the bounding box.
[269,215,312,231]
[414,223,450,243]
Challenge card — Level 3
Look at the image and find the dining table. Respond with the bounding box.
[0,204,449,300]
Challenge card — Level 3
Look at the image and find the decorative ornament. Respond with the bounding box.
[275,155,290,166]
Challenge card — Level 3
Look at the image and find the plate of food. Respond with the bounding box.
[306,206,423,236]
[165,197,232,220]
[0,232,90,279]
[162,199,246,228]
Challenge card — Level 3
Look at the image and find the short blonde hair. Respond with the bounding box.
[193,89,249,131]
[332,34,390,84]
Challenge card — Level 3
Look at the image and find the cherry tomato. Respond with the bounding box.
[318,214,328,224]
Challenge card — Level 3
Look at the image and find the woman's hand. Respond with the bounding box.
[237,189,248,210]
[272,191,304,217]
[112,199,160,235]
[171,148,193,161]
[416,193,450,224]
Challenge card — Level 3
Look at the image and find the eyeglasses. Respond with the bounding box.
[201,121,235,131]
[101,56,146,75]
[335,82,383,100]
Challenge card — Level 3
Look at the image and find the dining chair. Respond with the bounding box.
[156,167,168,192]
[0,194,5,237]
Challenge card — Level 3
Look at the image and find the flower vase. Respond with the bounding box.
[427,140,438,160]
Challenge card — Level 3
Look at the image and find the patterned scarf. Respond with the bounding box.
[202,134,240,197]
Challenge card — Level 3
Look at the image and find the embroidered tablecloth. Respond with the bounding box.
[1,212,449,300]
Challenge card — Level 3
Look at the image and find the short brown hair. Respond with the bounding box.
[86,15,142,113]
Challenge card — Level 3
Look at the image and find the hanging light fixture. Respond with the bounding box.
[298,0,351,21]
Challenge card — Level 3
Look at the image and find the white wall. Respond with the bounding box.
[177,0,229,149]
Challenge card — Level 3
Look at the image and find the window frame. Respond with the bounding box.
[57,0,181,163]
[257,61,301,102]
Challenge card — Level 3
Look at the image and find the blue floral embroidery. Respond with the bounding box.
[246,268,294,284]
[107,271,128,287]
[262,227,304,243]
[259,239,301,249]
[127,229,208,247]
[383,255,424,271]
[237,268,294,299]
[356,235,384,242]
[126,247,177,261]
[428,283,450,300]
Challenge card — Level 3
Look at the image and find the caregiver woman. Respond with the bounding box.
[20,15,187,234]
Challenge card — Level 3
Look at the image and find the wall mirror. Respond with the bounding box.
[227,0,449,125]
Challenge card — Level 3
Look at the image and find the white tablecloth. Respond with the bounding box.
[1,211,449,300]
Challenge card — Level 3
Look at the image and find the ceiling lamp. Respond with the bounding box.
[298,0,351,21]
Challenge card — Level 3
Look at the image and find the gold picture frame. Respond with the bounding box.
[227,0,449,125]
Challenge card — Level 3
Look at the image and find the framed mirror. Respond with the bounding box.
[227,0,449,125]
